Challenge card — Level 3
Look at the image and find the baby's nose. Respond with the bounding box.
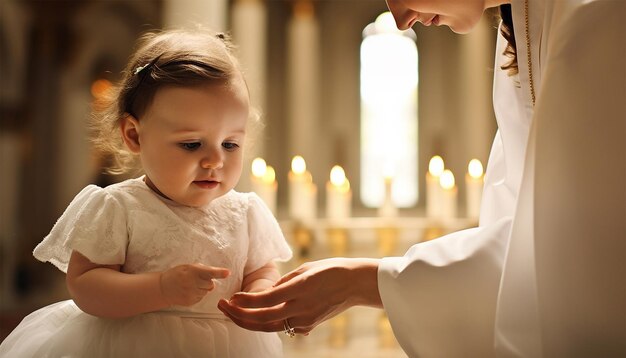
[200,149,224,169]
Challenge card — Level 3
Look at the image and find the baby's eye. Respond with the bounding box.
[179,142,201,151]
[222,142,240,151]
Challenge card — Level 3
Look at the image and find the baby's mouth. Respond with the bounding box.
[194,180,220,189]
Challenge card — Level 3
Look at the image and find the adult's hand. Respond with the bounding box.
[217,257,381,335]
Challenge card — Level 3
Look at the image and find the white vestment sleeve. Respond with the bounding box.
[532,0,626,355]
[378,217,510,357]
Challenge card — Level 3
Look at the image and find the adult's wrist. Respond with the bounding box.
[348,258,382,308]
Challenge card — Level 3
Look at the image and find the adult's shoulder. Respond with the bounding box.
[546,0,622,34]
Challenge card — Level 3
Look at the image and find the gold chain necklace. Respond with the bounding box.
[524,0,536,106]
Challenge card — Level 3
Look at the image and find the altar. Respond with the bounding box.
[277,216,476,357]
[246,153,481,356]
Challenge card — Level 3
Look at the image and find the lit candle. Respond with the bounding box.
[288,155,317,222]
[426,155,445,218]
[378,175,398,218]
[326,165,352,221]
[439,169,458,219]
[251,158,277,215]
[465,159,484,220]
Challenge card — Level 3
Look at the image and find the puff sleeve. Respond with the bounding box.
[244,193,292,274]
[33,185,129,273]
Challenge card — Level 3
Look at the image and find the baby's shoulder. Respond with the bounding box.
[59,178,155,219]
[211,190,253,216]
[215,190,268,213]
[97,177,155,205]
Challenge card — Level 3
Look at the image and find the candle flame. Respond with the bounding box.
[291,155,306,174]
[468,159,484,179]
[263,166,276,184]
[440,169,455,190]
[382,161,396,179]
[91,79,112,99]
[428,155,445,177]
[330,166,345,185]
[251,158,267,178]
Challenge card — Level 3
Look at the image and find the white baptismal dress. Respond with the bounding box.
[0,176,293,358]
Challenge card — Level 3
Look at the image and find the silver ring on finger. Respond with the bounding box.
[283,319,296,338]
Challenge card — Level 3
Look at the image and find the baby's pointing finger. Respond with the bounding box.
[195,265,230,281]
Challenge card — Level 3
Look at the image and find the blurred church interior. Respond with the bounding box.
[0,0,499,355]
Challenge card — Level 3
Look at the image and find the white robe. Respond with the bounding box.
[495,0,626,356]
[378,0,625,356]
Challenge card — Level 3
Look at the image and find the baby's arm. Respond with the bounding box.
[241,262,281,293]
[66,251,229,318]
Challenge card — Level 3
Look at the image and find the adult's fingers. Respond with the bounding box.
[226,267,309,308]
[218,300,312,335]
[217,298,294,323]
[218,304,285,333]
[228,281,301,308]
[273,266,305,286]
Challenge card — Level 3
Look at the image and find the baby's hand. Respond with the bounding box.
[160,263,230,306]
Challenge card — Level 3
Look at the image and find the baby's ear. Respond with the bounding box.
[120,115,141,153]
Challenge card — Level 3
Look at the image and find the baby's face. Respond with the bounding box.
[135,79,249,207]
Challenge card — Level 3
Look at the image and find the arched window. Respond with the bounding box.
[360,12,418,208]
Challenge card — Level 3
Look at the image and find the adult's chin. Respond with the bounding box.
[448,17,480,34]
[450,24,473,34]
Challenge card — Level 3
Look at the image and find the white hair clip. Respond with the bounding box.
[134,64,149,75]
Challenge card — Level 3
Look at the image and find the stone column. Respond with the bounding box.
[287,0,321,182]
[459,15,495,167]
[459,15,496,213]
[0,0,27,308]
[163,0,227,31]
[232,0,268,192]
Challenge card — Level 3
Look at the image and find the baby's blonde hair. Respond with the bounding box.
[91,28,260,174]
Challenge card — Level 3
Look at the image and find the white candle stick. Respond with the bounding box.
[439,169,458,219]
[465,159,484,220]
[288,155,317,222]
[326,165,352,222]
[378,175,398,218]
[251,158,278,215]
[426,155,445,219]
